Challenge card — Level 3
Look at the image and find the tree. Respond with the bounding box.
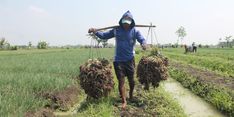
[175,26,187,46]
[37,41,48,49]
[0,37,10,50]
[232,39,234,47]
[224,36,232,48]
[28,41,32,49]
[0,37,6,49]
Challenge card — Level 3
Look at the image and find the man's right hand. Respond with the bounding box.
[141,44,147,50]
[88,28,97,33]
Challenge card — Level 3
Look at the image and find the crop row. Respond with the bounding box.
[163,52,234,77]
[163,48,234,61]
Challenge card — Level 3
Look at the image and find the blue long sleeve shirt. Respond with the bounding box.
[94,11,146,62]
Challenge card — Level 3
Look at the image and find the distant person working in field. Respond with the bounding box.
[192,42,197,53]
[88,11,147,110]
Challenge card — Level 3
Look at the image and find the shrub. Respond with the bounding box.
[37,41,48,49]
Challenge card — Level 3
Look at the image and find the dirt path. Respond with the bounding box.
[162,78,225,117]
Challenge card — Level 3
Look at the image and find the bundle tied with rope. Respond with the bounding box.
[79,33,114,99]
[137,26,169,90]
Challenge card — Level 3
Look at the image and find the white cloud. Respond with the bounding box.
[29,5,48,16]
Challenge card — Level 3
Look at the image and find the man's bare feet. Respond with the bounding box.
[122,101,127,110]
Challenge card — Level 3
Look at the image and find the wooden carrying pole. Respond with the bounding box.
[95,24,156,32]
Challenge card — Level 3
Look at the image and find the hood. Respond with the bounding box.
[119,11,135,28]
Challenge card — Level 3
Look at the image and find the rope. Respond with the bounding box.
[146,26,151,45]
[153,28,159,47]
[88,35,93,59]
[94,39,102,58]
[88,33,103,60]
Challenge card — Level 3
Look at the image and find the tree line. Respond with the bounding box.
[0,37,48,50]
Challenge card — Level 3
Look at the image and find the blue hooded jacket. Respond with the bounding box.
[95,11,146,62]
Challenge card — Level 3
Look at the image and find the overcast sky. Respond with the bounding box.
[0,0,234,46]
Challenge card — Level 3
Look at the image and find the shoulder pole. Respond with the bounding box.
[95,24,156,32]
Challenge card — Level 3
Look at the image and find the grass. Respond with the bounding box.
[0,48,114,116]
[162,48,234,77]
[0,48,186,116]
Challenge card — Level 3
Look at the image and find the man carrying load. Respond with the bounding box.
[88,11,147,110]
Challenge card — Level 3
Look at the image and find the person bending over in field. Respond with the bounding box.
[88,11,147,110]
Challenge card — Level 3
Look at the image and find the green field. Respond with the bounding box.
[162,48,234,116]
[1,47,233,116]
[0,48,186,117]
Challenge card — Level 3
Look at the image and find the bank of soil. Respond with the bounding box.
[25,85,81,117]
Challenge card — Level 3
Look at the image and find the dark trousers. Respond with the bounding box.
[113,58,135,98]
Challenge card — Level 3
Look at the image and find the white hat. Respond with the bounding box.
[121,19,132,24]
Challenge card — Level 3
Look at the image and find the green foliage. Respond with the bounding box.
[37,41,48,49]
[150,47,160,56]
[0,38,11,50]
[10,46,18,50]
[175,26,186,45]
[28,41,32,49]
[175,26,186,38]
[0,37,6,49]
[138,86,187,117]
[135,49,140,54]
[76,98,114,117]
[0,48,114,116]
[169,68,234,116]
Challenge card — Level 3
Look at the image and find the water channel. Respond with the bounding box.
[162,78,225,117]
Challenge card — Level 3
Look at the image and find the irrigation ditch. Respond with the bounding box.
[162,78,225,117]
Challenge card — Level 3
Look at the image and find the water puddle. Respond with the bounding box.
[162,78,225,117]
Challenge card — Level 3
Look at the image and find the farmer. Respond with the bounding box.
[88,11,146,110]
[192,42,197,53]
[184,44,188,54]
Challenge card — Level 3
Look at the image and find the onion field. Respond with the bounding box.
[0,48,233,116]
